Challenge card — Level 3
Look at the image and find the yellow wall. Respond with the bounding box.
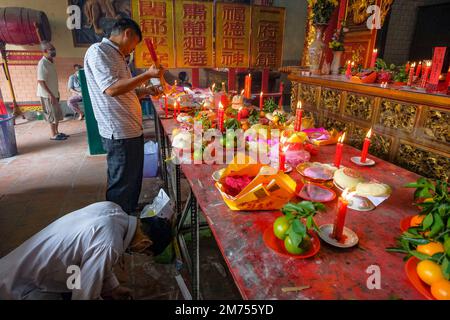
[1,0,87,58]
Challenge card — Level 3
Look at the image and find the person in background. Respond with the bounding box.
[37,41,69,141]
[67,64,85,121]
[84,18,163,214]
[0,202,172,300]
[178,71,192,88]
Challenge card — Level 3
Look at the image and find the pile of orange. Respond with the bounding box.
[416,259,450,300]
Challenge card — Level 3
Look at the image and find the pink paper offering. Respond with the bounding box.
[303,128,330,142]
[303,166,333,180]
[298,183,336,202]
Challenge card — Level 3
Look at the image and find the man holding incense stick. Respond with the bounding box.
[84,18,163,214]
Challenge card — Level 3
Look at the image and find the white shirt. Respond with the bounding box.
[37,56,59,98]
[84,38,143,140]
[0,202,137,300]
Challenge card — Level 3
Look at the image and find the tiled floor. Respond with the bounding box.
[0,116,240,300]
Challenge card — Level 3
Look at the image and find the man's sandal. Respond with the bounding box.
[50,135,67,141]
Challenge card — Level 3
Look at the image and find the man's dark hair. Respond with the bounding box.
[140,216,172,256]
[73,64,83,70]
[110,18,143,42]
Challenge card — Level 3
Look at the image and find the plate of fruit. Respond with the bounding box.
[264,201,325,259]
[405,257,450,300]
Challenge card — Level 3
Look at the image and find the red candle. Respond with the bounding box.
[332,189,349,241]
[407,62,416,86]
[345,61,353,79]
[222,81,227,93]
[237,107,242,122]
[334,132,346,168]
[279,145,286,172]
[164,95,168,117]
[421,61,432,88]
[405,61,411,73]
[360,128,373,163]
[259,91,264,114]
[415,61,422,78]
[218,102,224,132]
[278,81,284,109]
[370,49,378,69]
[245,74,252,99]
[294,101,303,132]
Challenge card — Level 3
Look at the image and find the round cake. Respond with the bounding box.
[355,182,391,197]
[333,168,365,190]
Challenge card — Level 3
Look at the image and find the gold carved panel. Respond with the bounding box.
[322,117,349,133]
[298,84,318,108]
[397,143,450,181]
[290,82,299,112]
[379,99,417,133]
[320,88,341,114]
[345,94,374,121]
[423,109,450,144]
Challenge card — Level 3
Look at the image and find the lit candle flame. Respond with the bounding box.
[219,102,224,110]
[297,101,302,110]
[426,61,432,67]
[260,91,263,97]
[373,49,378,53]
[339,132,346,143]
[351,61,355,67]
[212,83,216,91]
[241,89,245,96]
[282,145,289,153]
[411,62,416,68]
[366,128,373,139]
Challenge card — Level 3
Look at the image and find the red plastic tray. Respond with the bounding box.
[400,216,412,232]
[263,227,320,259]
[404,257,435,300]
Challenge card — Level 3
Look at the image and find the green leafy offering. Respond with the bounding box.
[263,98,278,114]
[386,178,450,280]
[281,201,326,248]
[223,118,241,130]
[248,109,260,126]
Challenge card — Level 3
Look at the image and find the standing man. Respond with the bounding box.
[37,41,68,141]
[67,64,84,120]
[84,18,163,214]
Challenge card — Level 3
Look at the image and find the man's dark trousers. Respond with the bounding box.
[101,135,144,214]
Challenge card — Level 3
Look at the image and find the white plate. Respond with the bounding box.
[351,156,375,166]
[318,224,359,248]
[347,195,376,211]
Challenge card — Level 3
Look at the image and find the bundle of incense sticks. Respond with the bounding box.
[144,38,169,93]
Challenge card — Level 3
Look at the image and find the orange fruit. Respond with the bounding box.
[416,260,444,285]
[417,242,445,256]
[431,280,450,300]
[410,215,425,227]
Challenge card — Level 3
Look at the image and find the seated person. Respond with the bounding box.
[67,64,84,120]
[178,71,192,88]
[0,201,172,300]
